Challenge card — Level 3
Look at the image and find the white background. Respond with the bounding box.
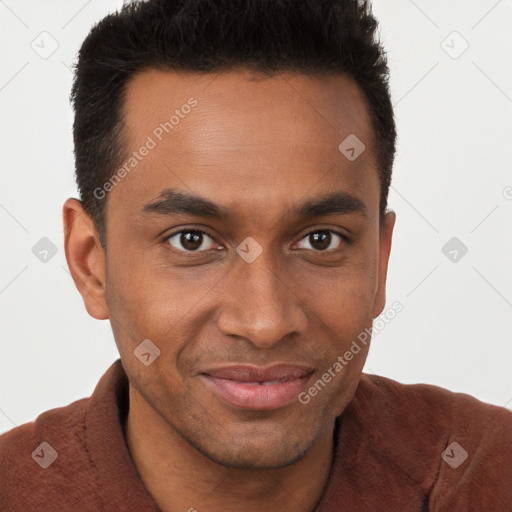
[1,0,511,435]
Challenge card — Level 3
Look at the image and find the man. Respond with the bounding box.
[0,0,510,510]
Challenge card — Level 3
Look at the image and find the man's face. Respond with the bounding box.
[100,69,393,468]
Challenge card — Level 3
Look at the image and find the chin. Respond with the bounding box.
[202,444,309,470]
[188,423,317,470]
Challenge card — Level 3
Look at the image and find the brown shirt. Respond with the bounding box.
[1,359,510,511]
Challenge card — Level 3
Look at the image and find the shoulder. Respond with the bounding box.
[356,372,512,437]
[0,396,102,510]
[352,373,512,509]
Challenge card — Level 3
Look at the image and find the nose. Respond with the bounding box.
[215,252,309,348]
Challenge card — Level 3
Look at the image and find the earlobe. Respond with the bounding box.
[372,210,396,318]
[63,198,109,320]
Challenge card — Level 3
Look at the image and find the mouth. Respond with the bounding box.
[200,364,314,410]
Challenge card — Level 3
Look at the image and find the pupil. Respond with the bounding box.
[310,231,331,250]
[181,231,202,250]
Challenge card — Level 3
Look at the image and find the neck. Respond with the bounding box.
[125,385,334,512]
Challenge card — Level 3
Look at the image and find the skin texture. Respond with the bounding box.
[63,69,395,512]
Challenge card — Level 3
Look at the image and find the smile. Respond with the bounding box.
[201,364,314,410]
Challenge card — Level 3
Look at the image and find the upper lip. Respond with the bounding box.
[202,364,314,383]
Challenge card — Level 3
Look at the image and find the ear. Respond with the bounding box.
[372,210,396,318]
[63,198,109,320]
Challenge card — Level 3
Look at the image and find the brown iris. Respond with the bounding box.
[309,231,332,251]
[180,231,203,251]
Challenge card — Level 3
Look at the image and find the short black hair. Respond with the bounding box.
[71,0,396,248]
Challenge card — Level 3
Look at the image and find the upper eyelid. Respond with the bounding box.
[164,227,217,242]
[164,229,220,251]
[292,229,347,249]
[164,227,348,250]
[293,228,349,244]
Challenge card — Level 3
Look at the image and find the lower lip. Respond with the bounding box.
[202,375,311,410]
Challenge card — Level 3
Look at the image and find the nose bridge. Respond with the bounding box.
[216,252,308,347]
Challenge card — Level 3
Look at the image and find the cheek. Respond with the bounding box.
[295,249,380,379]
[303,244,379,323]
[105,242,180,319]
[104,247,219,362]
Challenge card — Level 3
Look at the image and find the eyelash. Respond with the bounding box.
[163,228,349,254]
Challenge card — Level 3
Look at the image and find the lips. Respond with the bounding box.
[201,364,313,410]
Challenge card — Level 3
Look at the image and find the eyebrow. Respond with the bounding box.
[142,189,225,219]
[293,191,367,219]
[142,188,367,220]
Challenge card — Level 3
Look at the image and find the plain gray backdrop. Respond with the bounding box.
[1,0,511,435]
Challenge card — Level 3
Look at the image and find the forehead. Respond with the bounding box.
[123,68,373,149]
[108,68,379,221]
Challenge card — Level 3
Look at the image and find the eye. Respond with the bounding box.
[166,230,220,252]
[295,230,345,251]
